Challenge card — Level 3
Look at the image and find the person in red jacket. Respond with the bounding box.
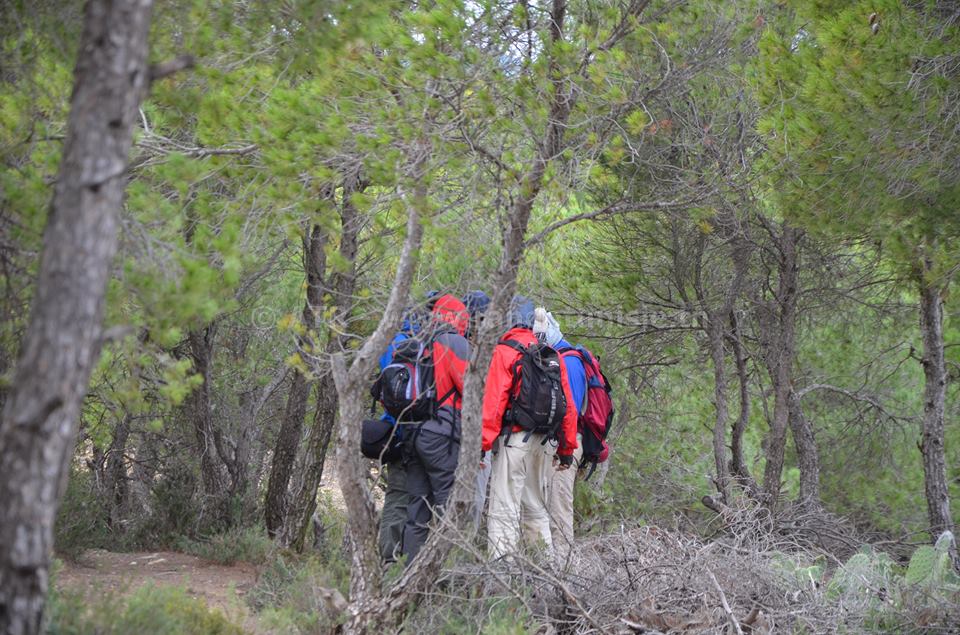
[400,293,470,562]
[482,297,578,561]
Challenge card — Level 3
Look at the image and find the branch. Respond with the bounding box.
[795,383,903,420]
[149,55,195,83]
[524,196,701,247]
[708,569,744,635]
[183,144,257,159]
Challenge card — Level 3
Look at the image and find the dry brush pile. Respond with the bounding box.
[401,506,960,634]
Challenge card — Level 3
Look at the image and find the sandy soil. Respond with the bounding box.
[57,549,262,632]
[54,477,356,634]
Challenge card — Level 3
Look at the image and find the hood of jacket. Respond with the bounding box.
[431,294,469,336]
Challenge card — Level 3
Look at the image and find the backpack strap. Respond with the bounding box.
[497,339,526,430]
[497,338,527,354]
[582,459,599,481]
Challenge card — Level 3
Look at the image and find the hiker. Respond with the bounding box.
[399,293,470,561]
[482,298,578,561]
[535,310,586,562]
[462,289,493,524]
[546,311,615,563]
[370,308,422,563]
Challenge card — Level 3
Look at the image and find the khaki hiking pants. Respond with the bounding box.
[487,431,556,561]
[547,433,583,565]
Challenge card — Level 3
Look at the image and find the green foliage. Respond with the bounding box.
[826,546,899,603]
[754,1,960,277]
[53,470,112,561]
[176,526,274,566]
[904,532,959,590]
[770,552,826,596]
[406,597,537,635]
[248,552,348,634]
[45,584,243,635]
[247,499,349,633]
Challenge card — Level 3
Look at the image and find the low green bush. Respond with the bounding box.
[54,470,113,561]
[176,525,274,566]
[45,583,244,635]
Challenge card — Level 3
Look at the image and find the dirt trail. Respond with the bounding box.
[57,549,261,632]
[54,477,351,633]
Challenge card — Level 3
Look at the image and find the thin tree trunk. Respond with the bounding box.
[186,326,226,512]
[0,1,154,631]
[706,319,732,502]
[280,172,363,549]
[696,226,749,504]
[265,215,329,537]
[728,311,757,492]
[281,373,338,551]
[333,169,426,632]
[918,268,956,560]
[760,223,799,507]
[103,416,132,529]
[787,389,821,510]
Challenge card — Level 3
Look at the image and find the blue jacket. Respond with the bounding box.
[378,318,421,426]
[557,339,587,415]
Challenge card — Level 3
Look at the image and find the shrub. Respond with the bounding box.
[176,526,274,566]
[245,502,351,634]
[54,469,113,561]
[45,583,244,635]
[247,553,347,634]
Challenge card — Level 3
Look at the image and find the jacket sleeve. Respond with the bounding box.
[433,334,469,406]
[481,345,514,452]
[379,333,405,371]
[557,360,579,456]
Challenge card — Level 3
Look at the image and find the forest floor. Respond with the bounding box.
[57,549,264,632]
[54,469,351,633]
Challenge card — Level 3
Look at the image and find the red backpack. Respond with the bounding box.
[559,345,614,478]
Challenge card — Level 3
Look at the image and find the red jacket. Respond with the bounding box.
[429,295,469,412]
[481,327,578,456]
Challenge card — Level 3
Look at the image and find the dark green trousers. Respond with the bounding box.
[378,460,410,563]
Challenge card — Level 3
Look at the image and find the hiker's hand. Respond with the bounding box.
[556,454,573,471]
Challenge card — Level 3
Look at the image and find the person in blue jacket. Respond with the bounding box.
[533,309,586,562]
[377,309,421,563]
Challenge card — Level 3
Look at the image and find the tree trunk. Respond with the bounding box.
[706,319,732,502]
[787,389,821,510]
[0,1,154,631]
[728,311,758,493]
[281,373,338,551]
[760,223,799,508]
[279,173,362,548]
[695,225,749,504]
[103,416,132,529]
[265,221,328,537]
[265,371,310,536]
[918,269,956,559]
[333,173,425,632]
[185,325,228,524]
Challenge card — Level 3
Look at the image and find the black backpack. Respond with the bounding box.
[499,339,568,441]
[371,333,453,422]
[360,418,404,462]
